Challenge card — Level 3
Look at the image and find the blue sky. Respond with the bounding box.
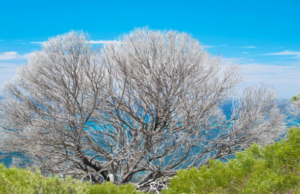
[0,0,300,99]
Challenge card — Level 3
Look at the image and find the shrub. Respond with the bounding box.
[162,127,300,194]
[0,165,141,194]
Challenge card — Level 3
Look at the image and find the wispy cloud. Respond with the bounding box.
[0,63,22,69]
[221,56,300,98]
[266,50,300,58]
[239,63,300,99]
[204,44,227,48]
[237,46,257,49]
[0,52,20,60]
[204,45,215,48]
[0,51,33,61]
[30,41,44,44]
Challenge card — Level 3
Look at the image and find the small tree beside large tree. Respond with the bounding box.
[0,28,286,191]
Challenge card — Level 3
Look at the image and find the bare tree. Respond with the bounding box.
[0,28,286,190]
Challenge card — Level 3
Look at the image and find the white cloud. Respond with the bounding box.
[204,44,228,48]
[239,63,300,99]
[243,52,248,54]
[30,41,44,44]
[0,52,18,60]
[237,46,257,49]
[204,45,215,48]
[266,50,300,57]
[0,51,33,61]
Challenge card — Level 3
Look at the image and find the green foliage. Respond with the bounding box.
[0,165,141,194]
[291,95,299,102]
[162,127,300,194]
[291,90,300,102]
[87,182,141,194]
